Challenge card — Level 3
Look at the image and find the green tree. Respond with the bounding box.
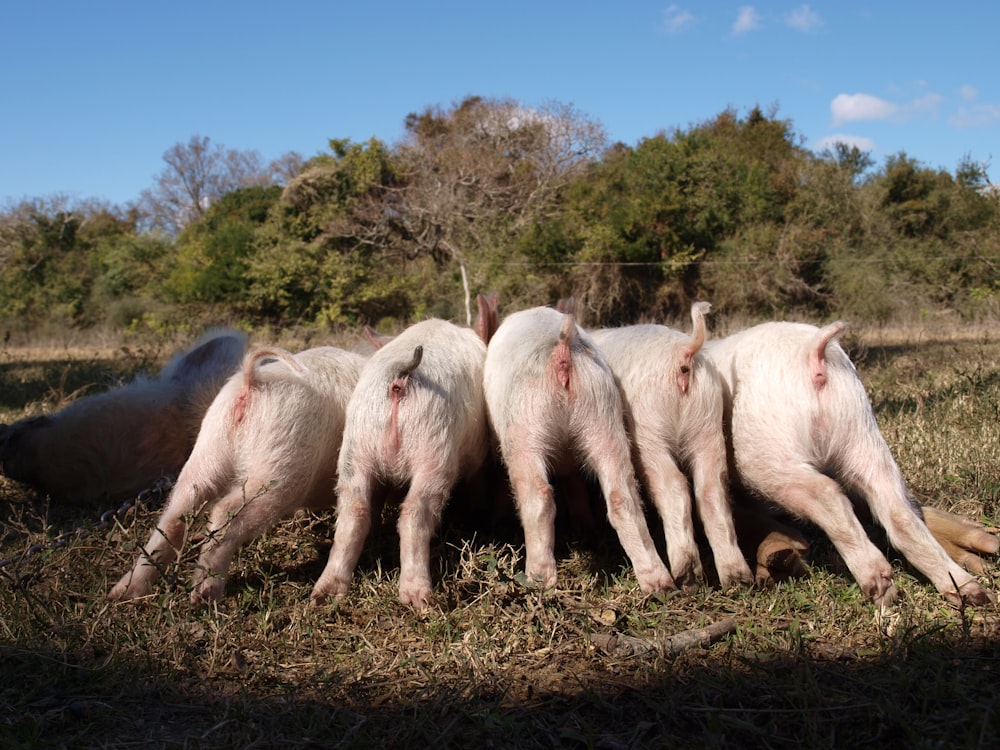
[247,98,606,326]
[527,107,810,323]
[167,185,281,305]
[246,138,413,325]
[389,96,607,319]
[0,198,165,329]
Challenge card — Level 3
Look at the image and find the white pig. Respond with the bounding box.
[0,328,247,504]
[483,305,675,594]
[310,294,498,609]
[705,321,993,607]
[591,302,754,589]
[109,344,366,603]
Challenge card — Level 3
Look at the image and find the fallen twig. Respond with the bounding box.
[591,617,738,659]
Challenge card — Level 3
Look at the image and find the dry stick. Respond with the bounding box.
[591,617,738,658]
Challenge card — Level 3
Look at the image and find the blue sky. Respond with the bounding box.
[3,2,997,207]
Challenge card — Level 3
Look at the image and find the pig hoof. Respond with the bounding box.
[944,581,995,607]
[190,578,225,605]
[399,586,435,609]
[636,566,677,595]
[398,573,435,609]
[107,584,128,602]
[670,556,704,591]
[867,578,898,607]
[310,591,335,607]
[523,574,557,589]
[108,574,150,602]
[524,562,558,589]
[310,582,349,607]
[718,562,755,590]
[671,568,700,592]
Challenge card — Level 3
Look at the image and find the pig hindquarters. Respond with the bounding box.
[483,306,674,594]
[109,345,365,603]
[310,315,492,609]
[591,302,753,589]
[705,321,993,606]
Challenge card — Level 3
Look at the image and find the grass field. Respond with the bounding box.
[1,321,999,748]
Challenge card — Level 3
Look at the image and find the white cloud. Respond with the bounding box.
[732,6,761,35]
[814,134,877,154]
[959,84,979,102]
[786,4,822,32]
[830,93,898,125]
[949,104,1000,128]
[829,91,945,126]
[662,4,696,33]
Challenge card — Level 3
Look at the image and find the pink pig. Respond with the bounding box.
[109,344,366,603]
[482,305,674,594]
[705,321,994,607]
[310,294,498,609]
[591,302,753,589]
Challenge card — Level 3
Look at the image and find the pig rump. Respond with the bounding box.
[109,345,365,603]
[705,321,993,607]
[311,302,495,610]
[483,306,674,594]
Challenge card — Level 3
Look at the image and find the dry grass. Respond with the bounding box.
[2,322,999,748]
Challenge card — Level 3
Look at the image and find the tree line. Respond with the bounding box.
[2,97,997,337]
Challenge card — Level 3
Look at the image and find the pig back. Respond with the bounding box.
[484,306,622,449]
[340,319,488,481]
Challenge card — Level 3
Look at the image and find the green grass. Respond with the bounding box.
[2,324,999,748]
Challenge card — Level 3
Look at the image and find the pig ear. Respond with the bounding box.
[474,292,500,345]
[808,321,847,390]
[487,292,499,335]
[177,332,239,374]
[364,326,394,351]
[555,297,576,315]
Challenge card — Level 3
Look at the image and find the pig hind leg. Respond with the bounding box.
[190,473,313,603]
[688,436,754,588]
[848,456,993,605]
[311,470,376,605]
[759,465,897,605]
[396,463,456,608]
[507,448,560,588]
[633,436,703,588]
[108,461,227,600]
[109,500,191,600]
[576,425,676,594]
